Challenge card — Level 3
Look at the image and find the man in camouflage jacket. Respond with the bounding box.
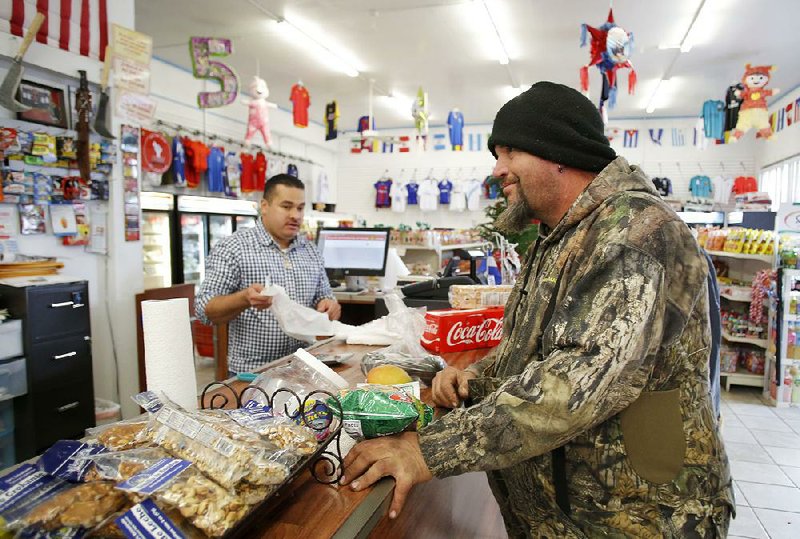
[342,82,733,537]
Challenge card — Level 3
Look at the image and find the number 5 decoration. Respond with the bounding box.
[189,37,239,108]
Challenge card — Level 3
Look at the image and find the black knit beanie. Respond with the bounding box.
[488,81,616,173]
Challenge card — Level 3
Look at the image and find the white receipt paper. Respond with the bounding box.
[141,298,199,410]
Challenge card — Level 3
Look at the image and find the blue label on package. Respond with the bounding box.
[117,458,191,495]
[291,399,332,434]
[133,391,164,413]
[0,464,71,521]
[116,499,185,539]
[18,526,88,539]
[38,440,108,482]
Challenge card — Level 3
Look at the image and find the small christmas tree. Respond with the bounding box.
[476,176,538,256]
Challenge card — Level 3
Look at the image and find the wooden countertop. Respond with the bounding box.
[221,341,506,539]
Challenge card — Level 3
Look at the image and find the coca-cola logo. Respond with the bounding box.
[424,320,438,334]
[446,318,503,346]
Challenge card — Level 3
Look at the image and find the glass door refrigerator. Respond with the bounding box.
[141,192,176,290]
[176,196,259,287]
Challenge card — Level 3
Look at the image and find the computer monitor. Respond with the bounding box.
[317,227,391,290]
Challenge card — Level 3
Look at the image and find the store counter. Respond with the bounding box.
[221,340,505,538]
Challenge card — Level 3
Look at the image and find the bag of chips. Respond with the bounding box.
[329,386,434,440]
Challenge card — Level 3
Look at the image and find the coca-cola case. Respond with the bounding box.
[421,307,504,353]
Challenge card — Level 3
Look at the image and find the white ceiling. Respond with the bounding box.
[136,0,800,131]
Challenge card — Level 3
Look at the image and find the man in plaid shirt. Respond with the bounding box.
[196,174,341,373]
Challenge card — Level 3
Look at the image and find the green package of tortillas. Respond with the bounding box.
[328,386,434,440]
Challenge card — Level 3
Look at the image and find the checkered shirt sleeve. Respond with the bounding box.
[195,225,335,373]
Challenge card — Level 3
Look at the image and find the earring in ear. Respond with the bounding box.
[558,165,565,173]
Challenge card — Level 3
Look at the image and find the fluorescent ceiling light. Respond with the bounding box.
[276,17,360,77]
[680,0,707,53]
[476,0,510,65]
[645,79,673,114]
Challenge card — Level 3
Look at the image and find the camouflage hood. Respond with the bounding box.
[540,156,659,246]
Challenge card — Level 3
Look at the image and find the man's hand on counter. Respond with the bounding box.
[432,367,476,408]
[341,431,433,519]
[316,298,342,321]
[244,284,273,309]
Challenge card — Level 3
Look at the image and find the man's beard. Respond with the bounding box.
[495,195,535,234]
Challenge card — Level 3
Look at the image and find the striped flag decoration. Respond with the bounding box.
[398,136,410,153]
[433,133,446,151]
[769,112,777,132]
[648,128,663,145]
[777,108,786,132]
[623,129,639,148]
[787,103,793,127]
[795,98,800,125]
[671,128,685,147]
[0,0,109,61]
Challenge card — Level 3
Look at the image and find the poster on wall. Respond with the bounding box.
[121,125,141,242]
[111,24,153,126]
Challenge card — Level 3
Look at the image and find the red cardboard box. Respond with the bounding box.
[421,307,504,353]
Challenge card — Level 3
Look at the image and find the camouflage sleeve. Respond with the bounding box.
[419,242,674,477]
[465,348,498,378]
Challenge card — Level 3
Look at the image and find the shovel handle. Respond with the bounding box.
[100,45,111,90]
[16,12,45,60]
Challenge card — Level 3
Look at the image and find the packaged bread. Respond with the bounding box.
[448,284,513,309]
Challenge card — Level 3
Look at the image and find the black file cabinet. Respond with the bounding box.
[0,281,95,461]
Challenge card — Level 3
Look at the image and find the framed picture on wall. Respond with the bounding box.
[15,80,68,129]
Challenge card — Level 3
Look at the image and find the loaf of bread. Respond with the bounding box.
[449,285,513,309]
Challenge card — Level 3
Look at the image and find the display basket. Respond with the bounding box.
[199,381,344,538]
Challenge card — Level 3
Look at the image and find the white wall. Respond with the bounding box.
[758,85,800,170]
[334,118,759,227]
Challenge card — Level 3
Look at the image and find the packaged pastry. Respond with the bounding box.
[223,407,318,455]
[86,419,149,451]
[20,481,127,531]
[0,464,72,533]
[448,284,513,309]
[37,440,108,483]
[146,404,292,490]
[88,448,252,536]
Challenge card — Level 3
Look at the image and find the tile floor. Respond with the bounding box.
[724,387,800,538]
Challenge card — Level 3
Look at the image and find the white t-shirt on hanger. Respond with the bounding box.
[315,169,330,203]
[390,181,407,213]
[449,180,467,211]
[267,157,282,178]
[419,179,439,212]
[466,178,483,211]
[712,175,734,204]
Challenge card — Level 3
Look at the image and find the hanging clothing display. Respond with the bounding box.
[374,178,392,208]
[183,138,209,189]
[419,178,439,212]
[290,83,310,128]
[314,167,331,204]
[255,151,267,192]
[240,152,256,192]
[732,176,758,195]
[171,136,187,187]
[689,175,713,199]
[438,178,453,204]
[267,157,282,178]
[712,176,734,204]
[449,181,467,211]
[325,101,339,141]
[702,100,725,140]
[406,181,419,205]
[390,181,407,213]
[207,146,225,192]
[287,163,298,178]
[724,83,745,133]
[466,178,483,211]
[225,152,241,197]
[651,177,673,198]
[483,176,500,200]
[447,109,464,150]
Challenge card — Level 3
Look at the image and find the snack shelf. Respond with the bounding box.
[393,241,487,253]
[706,250,773,264]
[722,331,768,349]
[720,369,764,390]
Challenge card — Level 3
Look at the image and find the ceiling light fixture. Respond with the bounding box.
[645,78,673,114]
[275,17,360,77]
[476,0,510,65]
[679,0,707,53]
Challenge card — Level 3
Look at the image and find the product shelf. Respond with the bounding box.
[722,331,768,349]
[720,368,764,390]
[706,250,773,264]
[719,285,752,302]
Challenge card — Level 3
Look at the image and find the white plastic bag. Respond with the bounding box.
[269,284,337,342]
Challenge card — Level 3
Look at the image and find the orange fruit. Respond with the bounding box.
[366,365,412,385]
